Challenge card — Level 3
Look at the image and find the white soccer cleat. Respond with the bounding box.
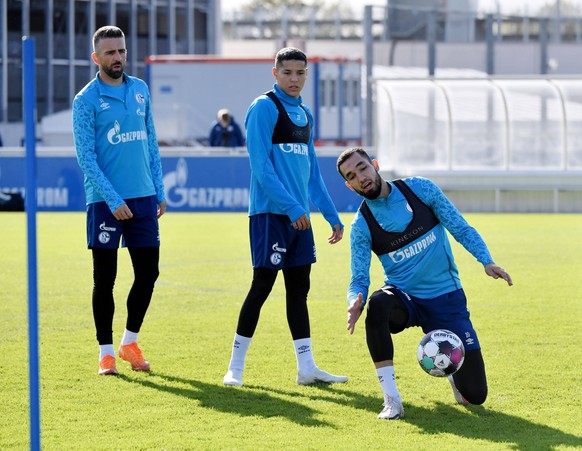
[296,367,348,385]
[378,397,404,420]
[223,369,243,387]
[448,375,469,405]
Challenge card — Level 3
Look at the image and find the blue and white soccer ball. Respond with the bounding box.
[417,329,465,377]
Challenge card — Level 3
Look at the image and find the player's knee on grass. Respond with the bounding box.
[456,378,487,405]
[465,386,488,405]
[454,349,488,405]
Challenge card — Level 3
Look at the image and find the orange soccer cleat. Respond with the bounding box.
[118,342,151,371]
[98,354,118,376]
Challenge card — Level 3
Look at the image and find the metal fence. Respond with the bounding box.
[223,3,582,43]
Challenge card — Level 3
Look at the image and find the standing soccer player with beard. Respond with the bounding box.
[72,25,166,375]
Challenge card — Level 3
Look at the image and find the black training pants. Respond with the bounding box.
[91,247,159,345]
[236,265,311,340]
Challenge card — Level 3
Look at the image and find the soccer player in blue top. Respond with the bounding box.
[72,25,166,376]
[336,147,513,420]
[224,47,348,387]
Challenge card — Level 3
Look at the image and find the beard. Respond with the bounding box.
[103,62,124,80]
[357,172,384,200]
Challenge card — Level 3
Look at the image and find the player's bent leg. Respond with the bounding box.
[451,348,487,405]
[365,288,409,361]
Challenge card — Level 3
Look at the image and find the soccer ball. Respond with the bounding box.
[417,329,465,377]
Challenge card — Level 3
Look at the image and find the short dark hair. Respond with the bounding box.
[93,25,125,52]
[336,147,373,179]
[275,47,307,69]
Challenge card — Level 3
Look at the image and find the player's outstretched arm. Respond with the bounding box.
[347,293,364,335]
[485,263,513,286]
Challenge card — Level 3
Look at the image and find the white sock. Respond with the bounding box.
[294,337,316,374]
[99,344,116,361]
[376,365,401,403]
[227,333,252,372]
[121,329,139,346]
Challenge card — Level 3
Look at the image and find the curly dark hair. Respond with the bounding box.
[336,147,373,179]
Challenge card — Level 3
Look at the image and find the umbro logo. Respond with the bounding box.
[297,345,310,355]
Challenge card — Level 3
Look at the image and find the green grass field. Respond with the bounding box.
[1,212,581,450]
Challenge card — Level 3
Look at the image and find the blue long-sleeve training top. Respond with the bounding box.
[348,177,494,304]
[72,72,165,212]
[244,84,342,230]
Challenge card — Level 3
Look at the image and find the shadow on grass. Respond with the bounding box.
[236,384,582,450]
[249,381,382,414]
[402,401,582,451]
[117,373,582,448]
[117,372,332,428]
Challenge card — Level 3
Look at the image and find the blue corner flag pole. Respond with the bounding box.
[23,36,41,451]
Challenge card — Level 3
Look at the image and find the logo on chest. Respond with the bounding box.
[277,143,308,155]
[388,231,437,263]
[107,120,147,145]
